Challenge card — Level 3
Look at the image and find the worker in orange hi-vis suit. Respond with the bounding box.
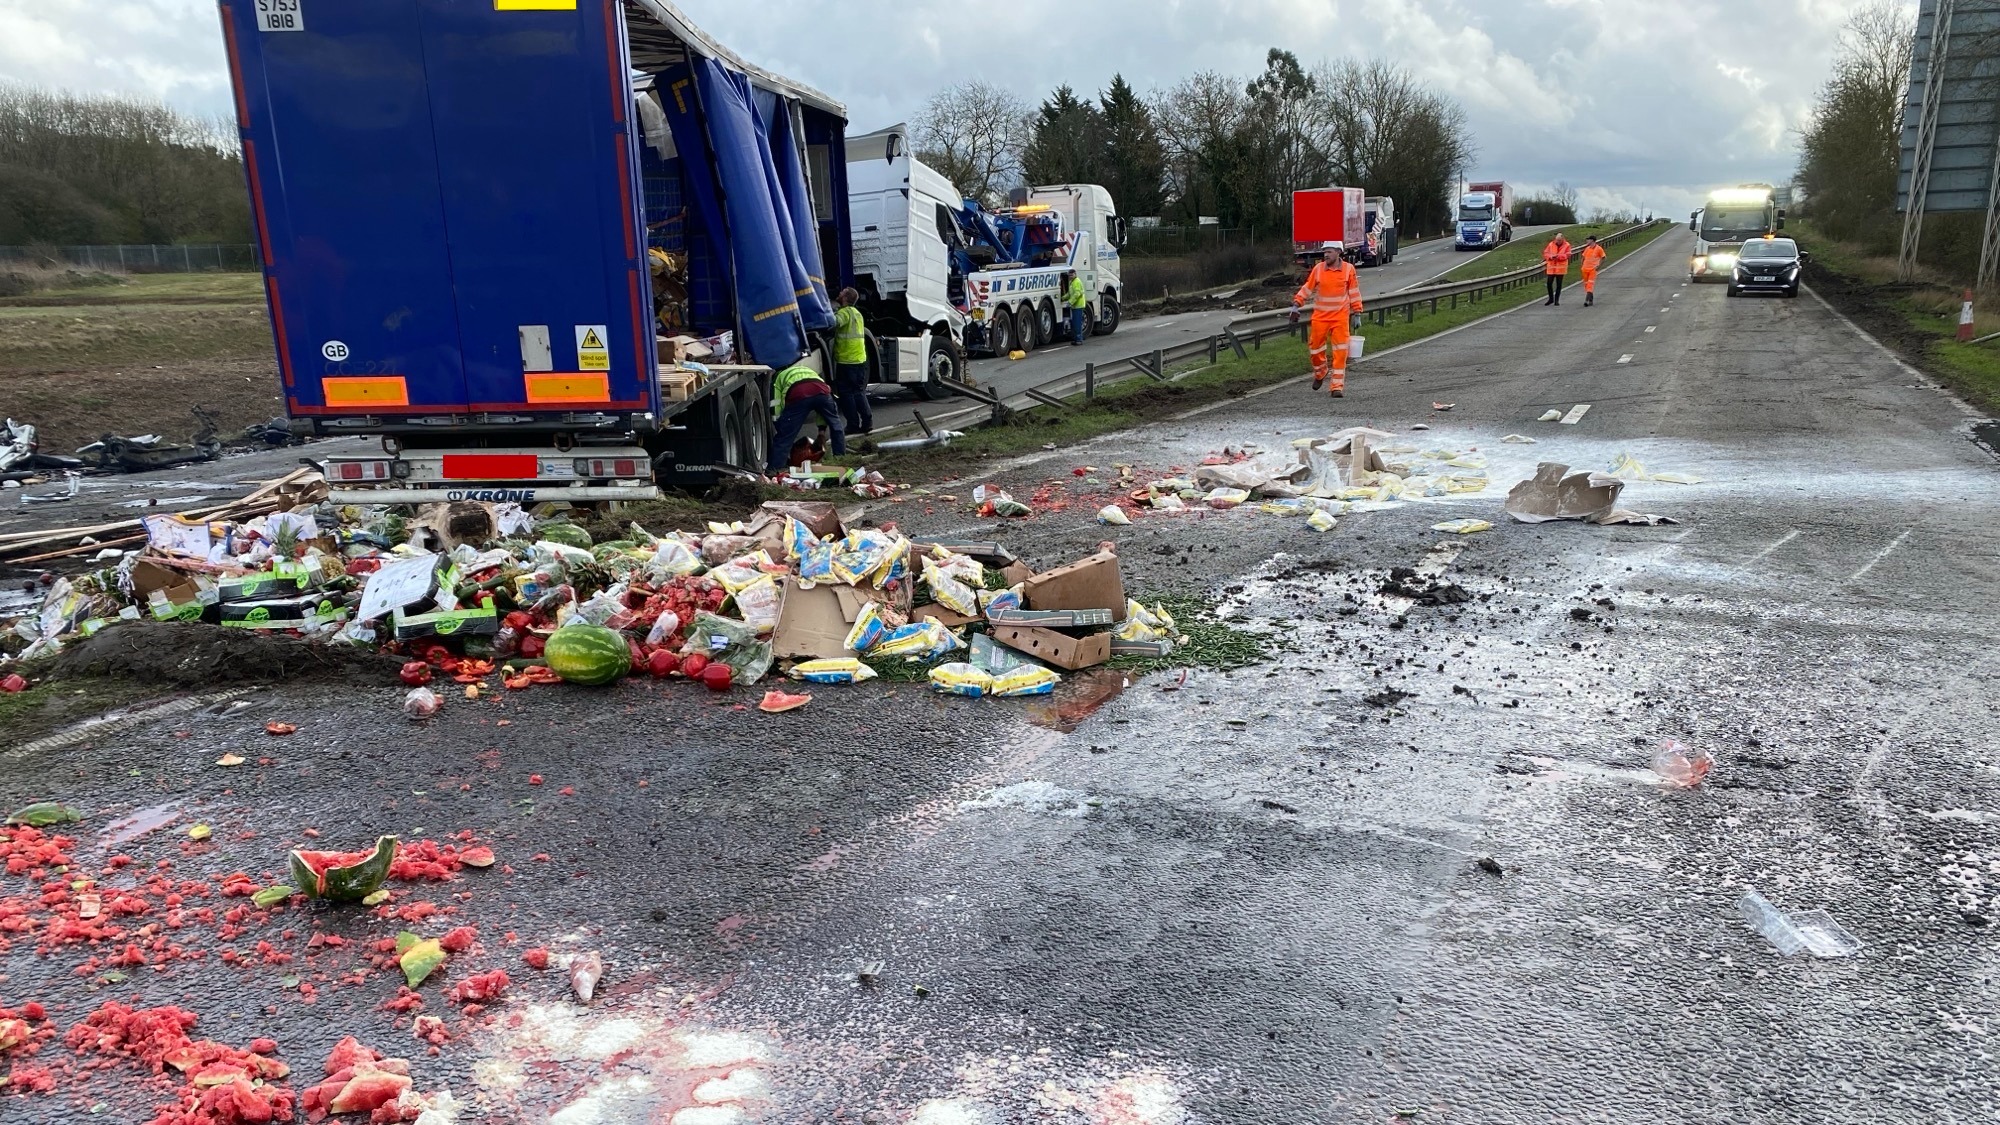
[1292,242,1364,397]
[1542,232,1572,306]
[1578,235,1606,306]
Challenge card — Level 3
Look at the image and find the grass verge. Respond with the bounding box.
[1794,219,2000,413]
[865,221,1671,479]
[0,676,172,749]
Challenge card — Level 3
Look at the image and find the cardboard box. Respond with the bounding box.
[915,604,979,629]
[390,605,499,641]
[773,579,913,661]
[987,607,1115,628]
[131,560,203,614]
[760,500,843,541]
[1111,638,1175,658]
[771,582,854,661]
[990,624,1111,670]
[1021,550,1125,623]
[217,571,309,604]
[220,595,347,631]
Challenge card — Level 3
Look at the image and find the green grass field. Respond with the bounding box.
[1437,223,1635,282]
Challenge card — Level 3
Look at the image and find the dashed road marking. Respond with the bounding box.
[1840,528,1913,586]
[1617,354,1634,363]
[1644,326,1656,332]
[1559,403,1591,424]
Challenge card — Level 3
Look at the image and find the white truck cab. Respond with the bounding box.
[847,124,1124,395]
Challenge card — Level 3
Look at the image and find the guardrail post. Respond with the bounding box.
[1084,362,1095,400]
[1150,349,1164,381]
[1207,335,1218,364]
[1224,329,1247,361]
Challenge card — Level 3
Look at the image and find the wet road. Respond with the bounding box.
[5,227,1997,1123]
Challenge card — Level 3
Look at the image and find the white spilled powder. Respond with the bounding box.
[908,1099,1002,1125]
[670,1108,747,1125]
[673,1029,769,1068]
[693,1069,767,1103]
[1099,1072,1191,1124]
[959,781,1098,817]
[548,1076,657,1125]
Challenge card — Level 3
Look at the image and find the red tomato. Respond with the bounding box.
[701,664,733,693]
[647,651,680,679]
[519,635,546,659]
[681,653,709,680]
[0,674,26,693]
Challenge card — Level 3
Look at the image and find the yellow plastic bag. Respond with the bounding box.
[843,601,886,654]
[789,658,878,684]
[1308,509,1339,533]
[929,662,994,698]
[1429,518,1493,535]
[990,665,1060,697]
[922,556,980,616]
[733,575,783,632]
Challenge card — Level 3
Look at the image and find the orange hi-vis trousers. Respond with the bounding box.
[1582,267,1599,293]
[1308,316,1351,389]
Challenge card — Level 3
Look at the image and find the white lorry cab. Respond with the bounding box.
[847,124,1125,394]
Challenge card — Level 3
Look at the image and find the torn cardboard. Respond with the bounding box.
[760,500,843,541]
[1021,550,1125,622]
[773,580,911,661]
[1504,462,1679,526]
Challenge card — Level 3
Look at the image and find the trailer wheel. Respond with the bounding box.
[1015,303,1038,353]
[734,392,769,471]
[989,307,1017,354]
[716,395,747,471]
[1092,294,1121,336]
[1035,299,1058,346]
[909,333,963,401]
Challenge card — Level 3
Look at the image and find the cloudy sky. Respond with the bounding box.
[0,0,1905,218]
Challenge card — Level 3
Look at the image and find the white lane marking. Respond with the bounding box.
[1559,403,1591,424]
[1741,529,1800,568]
[1839,528,1913,586]
[1381,541,1467,617]
[1660,307,1670,312]
[1644,326,1656,332]
[1617,354,1634,363]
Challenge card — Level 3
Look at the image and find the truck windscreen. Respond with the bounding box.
[1701,205,1771,241]
[1458,203,1494,222]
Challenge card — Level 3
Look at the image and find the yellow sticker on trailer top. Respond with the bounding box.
[494,0,576,9]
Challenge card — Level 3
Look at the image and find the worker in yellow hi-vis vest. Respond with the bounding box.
[831,287,872,434]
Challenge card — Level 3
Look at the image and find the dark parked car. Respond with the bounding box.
[1727,235,1807,298]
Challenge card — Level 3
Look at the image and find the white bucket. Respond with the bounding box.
[1348,335,1366,360]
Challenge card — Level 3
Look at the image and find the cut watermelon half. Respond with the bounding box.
[288,836,398,903]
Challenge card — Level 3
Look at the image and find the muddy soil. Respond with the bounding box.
[49,620,405,688]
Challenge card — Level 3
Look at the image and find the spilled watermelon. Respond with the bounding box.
[288,835,398,903]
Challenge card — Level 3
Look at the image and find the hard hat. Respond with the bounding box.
[1321,241,1344,253]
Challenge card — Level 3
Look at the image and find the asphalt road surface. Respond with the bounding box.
[5,227,1995,1122]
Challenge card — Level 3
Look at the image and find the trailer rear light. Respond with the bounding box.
[331,460,393,481]
[574,458,643,478]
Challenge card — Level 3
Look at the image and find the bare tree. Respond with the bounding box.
[1552,181,1579,212]
[912,81,1029,204]
[1151,71,1250,221]
[1305,60,1473,235]
[1795,2,1915,244]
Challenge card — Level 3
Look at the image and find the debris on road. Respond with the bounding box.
[1505,462,1678,526]
[290,836,398,903]
[6,801,81,827]
[1738,888,1863,959]
[1608,452,1703,484]
[1652,738,1714,788]
[569,951,604,1003]
[1474,856,1504,877]
[1502,434,1537,444]
[1430,518,1493,535]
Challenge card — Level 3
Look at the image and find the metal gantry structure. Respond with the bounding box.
[1898,0,2000,287]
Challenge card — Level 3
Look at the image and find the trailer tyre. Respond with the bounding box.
[1092,294,1120,337]
[716,395,748,470]
[909,333,963,401]
[734,392,769,471]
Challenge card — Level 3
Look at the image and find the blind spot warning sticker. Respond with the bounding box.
[575,325,610,371]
